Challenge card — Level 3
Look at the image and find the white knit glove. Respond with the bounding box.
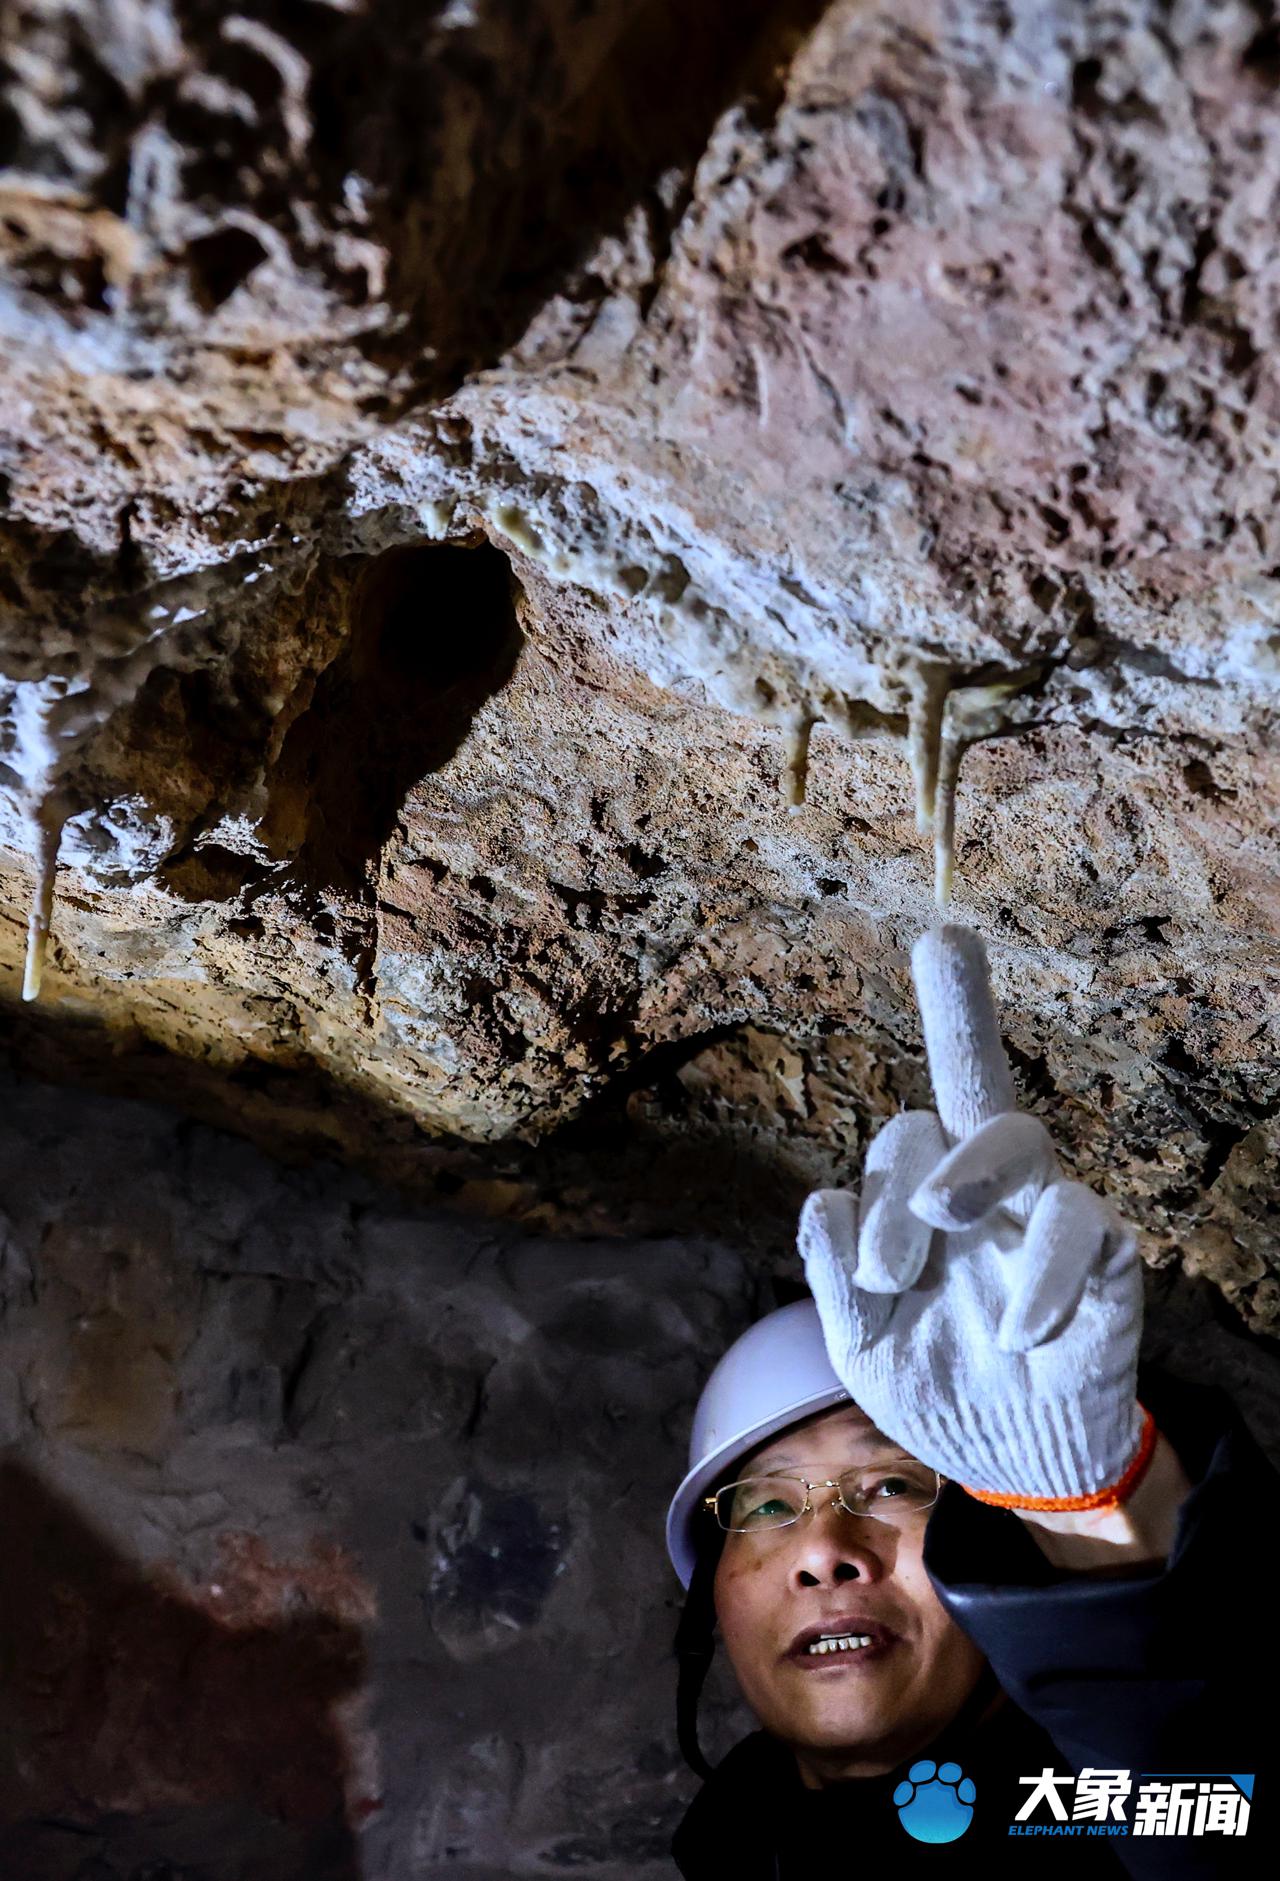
[798,924,1152,1511]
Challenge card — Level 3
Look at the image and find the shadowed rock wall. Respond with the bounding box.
[0,1061,760,1878]
[0,1059,1277,1878]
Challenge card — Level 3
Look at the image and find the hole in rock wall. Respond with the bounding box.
[261,540,525,898]
[185,224,270,310]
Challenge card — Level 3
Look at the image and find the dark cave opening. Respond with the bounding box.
[262,537,526,898]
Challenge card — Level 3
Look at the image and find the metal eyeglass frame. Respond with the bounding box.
[703,1465,944,1534]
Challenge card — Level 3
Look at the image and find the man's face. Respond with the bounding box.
[713,1402,987,1780]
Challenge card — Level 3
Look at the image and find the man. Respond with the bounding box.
[666,926,1276,1877]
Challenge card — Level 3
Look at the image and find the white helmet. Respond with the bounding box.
[665,1298,851,1587]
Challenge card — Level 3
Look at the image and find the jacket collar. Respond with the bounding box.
[672,1661,1010,1878]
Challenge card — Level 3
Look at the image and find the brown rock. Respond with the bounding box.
[0,0,1276,1344]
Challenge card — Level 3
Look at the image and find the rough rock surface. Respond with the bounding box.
[4,10,1280,1871]
[0,1063,759,1878]
[1,16,1278,1275]
[0,1061,1277,1879]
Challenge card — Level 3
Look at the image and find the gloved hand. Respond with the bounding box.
[798,923,1153,1511]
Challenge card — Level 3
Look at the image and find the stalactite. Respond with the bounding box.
[906,662,950,838]
[22,803,66,1002]
[784,712,816,807]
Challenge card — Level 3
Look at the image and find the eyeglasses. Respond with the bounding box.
[703,1461,942,1535]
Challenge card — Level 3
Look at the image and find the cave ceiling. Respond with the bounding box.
[0,0,1277,1331]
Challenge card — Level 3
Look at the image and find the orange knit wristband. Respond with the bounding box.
[961,1404,1158,1512]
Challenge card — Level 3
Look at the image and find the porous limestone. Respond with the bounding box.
[0,0,1276,1345]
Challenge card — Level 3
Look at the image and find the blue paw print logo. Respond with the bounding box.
[893,1759,976,1843]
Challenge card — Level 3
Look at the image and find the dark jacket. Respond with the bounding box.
[672,1363,1275,1878]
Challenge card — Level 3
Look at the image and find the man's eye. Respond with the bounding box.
[729,1483,803,1525]
[869,1474,912,1499]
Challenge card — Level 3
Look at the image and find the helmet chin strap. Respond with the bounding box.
[674,1522,723,1780]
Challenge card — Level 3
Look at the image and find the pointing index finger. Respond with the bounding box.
[910,923,1016,1143]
